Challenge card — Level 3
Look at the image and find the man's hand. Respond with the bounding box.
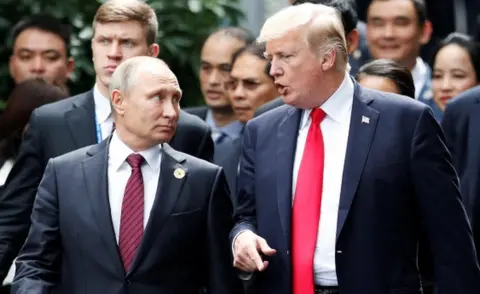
[233,230,276,272]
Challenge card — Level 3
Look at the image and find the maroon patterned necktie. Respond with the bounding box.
[119,153,145,272]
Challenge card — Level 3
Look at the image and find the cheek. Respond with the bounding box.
[454,78,477,92]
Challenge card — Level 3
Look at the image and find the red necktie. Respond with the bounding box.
[119,153,145,272]
[292,108,326,294]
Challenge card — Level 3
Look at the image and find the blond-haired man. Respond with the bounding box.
[231,3,480,294]
[0,0,213,283]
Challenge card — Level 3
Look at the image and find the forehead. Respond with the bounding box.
[231,54,268,78]
[136,70,181,92]
[14,28,66,53]
[368,0,417,19]
[201,36,245,63]
[265,31,304,55]
[435,45,472,66]
[94,21,146,40]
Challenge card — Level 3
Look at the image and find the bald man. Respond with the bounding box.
[12,56,241,294]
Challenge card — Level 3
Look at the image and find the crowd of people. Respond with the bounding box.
[0,0,480,293]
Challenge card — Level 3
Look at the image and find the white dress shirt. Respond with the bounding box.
[411,57,428,99]
[292,73,353,286]
[108,132,162,243]
[93,84,115,141]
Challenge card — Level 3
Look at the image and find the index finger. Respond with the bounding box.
[247,247,264,271]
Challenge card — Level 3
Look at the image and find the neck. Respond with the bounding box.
[96,78,110,99]
[405,57,419,71]
[115,126,158,152]
[317,70,346,106]
[211,107,236,127]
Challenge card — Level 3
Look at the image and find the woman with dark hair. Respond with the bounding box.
[356,59,416,98]
[431,32,480,113]
[0,78,68,186]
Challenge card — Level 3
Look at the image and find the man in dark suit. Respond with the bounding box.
[231,3,480,294]
[185,27,252,147]
[441,85,480,260]
[0,0,213,283]
[11,56,239,294]
[255,0,371,117]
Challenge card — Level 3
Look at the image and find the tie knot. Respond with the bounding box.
[311,108,326,125]
[126,154,145,168]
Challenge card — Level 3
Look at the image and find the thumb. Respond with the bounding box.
[257,238,276,256]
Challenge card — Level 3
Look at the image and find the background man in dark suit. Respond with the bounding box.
[231,3,480,294]
[255,0,370,117]
[441,85,480,262]
[0,0,213,282]
[12,56,239,294]
[185,27,252,147]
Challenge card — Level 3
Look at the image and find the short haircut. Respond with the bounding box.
[368,0,428,25]
[231,43,272,80]
[356,59,415,98]
[293,0,358,35]
[431,32,480,82]
[258,3,348,71]
[205,27,255,45]
[109,56,175,97]
[10,14,71,55]
[93,0,158,45]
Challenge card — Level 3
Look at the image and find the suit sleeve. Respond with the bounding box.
[410,107,480,293]
[197,126,214,163]
[11,159,62,294]
[0,111,47,281]
[206,168,243,294]
[440,102,459,168]
[230,123,257,243]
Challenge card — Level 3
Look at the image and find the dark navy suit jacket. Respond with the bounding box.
[231,83,480,294]
[11,141,240,294]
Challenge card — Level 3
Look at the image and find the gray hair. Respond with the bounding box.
[258,3,349,71]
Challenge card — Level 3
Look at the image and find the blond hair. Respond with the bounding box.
[93,0,158,45]
[258,3,349,71]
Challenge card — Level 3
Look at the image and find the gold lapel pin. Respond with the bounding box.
[174,168,185,179]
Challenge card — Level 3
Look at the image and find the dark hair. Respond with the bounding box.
[206,27,255,45]
[368,0,428,25]
[431,32,480,81]
[293,0,358,34]
[230,43,272,79]
[10,14,72,55]
[356,59,415,98]
[0,79,69,159]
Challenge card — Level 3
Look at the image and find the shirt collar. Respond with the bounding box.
[300,73,354,130]
[109,132,162,173]
[411,57,428,98]
[93,84,112,124]
[205,109,244,140]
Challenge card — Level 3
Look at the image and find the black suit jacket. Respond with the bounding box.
[0,90,214,280]
[232,84,480,294]
[213,138,242,199]
[11,142,240,294]
[184,106,208,121]
[441,85,480,259]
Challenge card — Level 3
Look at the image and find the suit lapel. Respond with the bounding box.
[128,144,187,275]
[65,90,97,149]
[336,85,379,240]
[82,138,124,275]
[276,107,302,246]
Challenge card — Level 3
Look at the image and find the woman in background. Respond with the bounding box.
[356,59,415,98]
[431,33,480,116]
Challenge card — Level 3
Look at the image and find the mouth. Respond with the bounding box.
[233,105,252,113]
[439,96,452,102]
[105,65,118,73]
[206,90,223,100]
[275,82,288,96]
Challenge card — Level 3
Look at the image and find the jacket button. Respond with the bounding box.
[287,250,290,255]
[125,279,131,286]
[336,250,343,254]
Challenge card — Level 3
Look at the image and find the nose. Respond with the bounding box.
[440,76,453,91]
[232,83,246,101]
[162,99,179,120]
[269,58,282,78]
[382,24,395,39]
[208,69,222,86]
[107,41,122,60]
[30,56,46,74]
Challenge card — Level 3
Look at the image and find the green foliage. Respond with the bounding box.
[0,0,244,107]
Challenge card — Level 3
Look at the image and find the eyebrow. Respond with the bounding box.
[16,48,62,55]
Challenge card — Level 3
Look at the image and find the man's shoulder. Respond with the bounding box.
[362,86,428,114]
[33,90,92,119]
[447,86,480,109]
[255,97,284,117]
[49,143,95,169]
[178,109,209,131]
[183,105,208,119]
